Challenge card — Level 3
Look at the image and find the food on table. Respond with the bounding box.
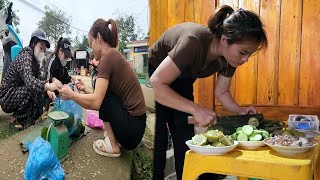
[191,130,234,147]
[248,117,259,127]
[232,125,271,141]
[265,135,317,147]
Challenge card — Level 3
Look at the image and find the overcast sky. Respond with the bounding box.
[9,0,149,48]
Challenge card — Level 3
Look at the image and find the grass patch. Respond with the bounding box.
[0,124,18,141]
[131,147,153,180]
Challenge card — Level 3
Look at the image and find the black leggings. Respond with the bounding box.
[149,64,219,180]
[99,91,146,150]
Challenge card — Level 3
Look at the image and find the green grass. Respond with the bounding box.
[131,127,154,180]
[131,147,153,180]
[0,124,18,141]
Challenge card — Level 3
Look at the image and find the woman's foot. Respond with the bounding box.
[92,132,121,157]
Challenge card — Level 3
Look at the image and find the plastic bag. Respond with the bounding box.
[86,110,104,129]
[53,96,83,135]
[24,137,64,180]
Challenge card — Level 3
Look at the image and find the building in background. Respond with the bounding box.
[126,39,148,84]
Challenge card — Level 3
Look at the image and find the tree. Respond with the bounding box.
[0,0,20,33]
[116,14,142,53]
[38,5,71,43]
[73,35,89,50]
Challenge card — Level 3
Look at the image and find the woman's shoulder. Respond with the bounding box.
[15,47,33,62]
[102,48,125,61]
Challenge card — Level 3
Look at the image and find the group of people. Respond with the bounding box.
[0,5,267,180]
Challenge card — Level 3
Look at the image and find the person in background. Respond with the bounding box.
[43,37,74,116]
[0,28,62,130]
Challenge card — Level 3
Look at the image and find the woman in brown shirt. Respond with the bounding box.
[149,5,268,180]
[60,18,146,157]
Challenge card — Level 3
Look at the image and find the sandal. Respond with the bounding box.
[92,132,121,157]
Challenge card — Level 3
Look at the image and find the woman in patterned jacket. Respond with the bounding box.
[0,28,62,130]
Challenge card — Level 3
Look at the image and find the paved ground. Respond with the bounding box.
[0,73,155,179]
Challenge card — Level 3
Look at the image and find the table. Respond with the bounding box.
[182,140,319,180]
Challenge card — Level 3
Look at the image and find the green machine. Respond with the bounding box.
[45,111,70,160]
[20,108,85,161]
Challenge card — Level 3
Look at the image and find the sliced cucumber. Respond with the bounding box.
[237,133,248,141]
[253,130,263,134]
[262,131,270,139]
[249,134,263,141]
[236,130,244,135]
[236,127,242,132]
[242,125,254,136]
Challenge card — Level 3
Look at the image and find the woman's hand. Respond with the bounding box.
[59,85,75,100]
[52,78,63,87]
[237,106,258,115]
[76,79,86,91]
[45,82,61,92]
[47,91,56,100]
[189,106,217,127]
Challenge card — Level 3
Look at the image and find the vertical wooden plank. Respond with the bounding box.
[299,0,320,107]
[168,0,186,27]
[185,0,195,22]
[273,0,281,105]
[294,0,302,105]
[278,0,301,105]
[219,0,239,8]
[193,0,215,109]
[148,0,158,46]
[234,0,260,105]
[159,0,168,34]
[149,0,168,46]
[257,0,279,105]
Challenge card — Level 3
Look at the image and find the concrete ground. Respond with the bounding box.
[0,73,155,180]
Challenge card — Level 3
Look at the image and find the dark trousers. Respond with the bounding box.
[99,91,146,150]
[153,78,196,180]
[149,64,220,180]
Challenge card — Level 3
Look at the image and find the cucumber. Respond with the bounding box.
[231,132,238,140]
[236,130,244,135]
[253,130,263,134]
[262,131,270,139]
[242,125,254,136]
[249,134,262,141]
[236,127,242,132]
[237,133,248,141]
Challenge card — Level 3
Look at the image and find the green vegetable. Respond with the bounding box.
[205,130,222,142]
[237,133,248,141]
[262,131,269,139]
[249,134,263,141]
[242,125,254,136]
[219,134,233,146]
[192,134,207,146]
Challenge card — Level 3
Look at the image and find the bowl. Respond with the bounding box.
[237,141,266,150]
[185,140,238,155]
[263,139,318,155]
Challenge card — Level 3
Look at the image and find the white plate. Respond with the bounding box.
[263,139,318,155]
[185,140,238,155]
[237,141,266,150]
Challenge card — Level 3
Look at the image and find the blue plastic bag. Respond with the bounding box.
[53,96,83,136]
[24,137,64,180]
